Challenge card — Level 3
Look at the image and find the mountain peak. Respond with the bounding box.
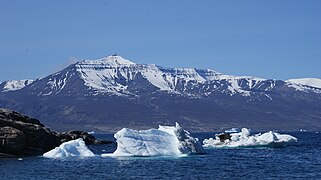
[103,54,136,66]
[78,55,135,66]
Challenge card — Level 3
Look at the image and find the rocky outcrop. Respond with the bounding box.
[218,133,232,142]
[0,126,26,153]
[56,130,112,145]
[0,108,60,155]
[0,108,112,157]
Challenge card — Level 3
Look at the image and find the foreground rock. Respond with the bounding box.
[0,108,112,157]
[0,126,26,153]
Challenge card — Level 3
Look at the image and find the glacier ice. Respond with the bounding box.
[203,128,297,148]
[43,138,95,158]
[102,123,204,157]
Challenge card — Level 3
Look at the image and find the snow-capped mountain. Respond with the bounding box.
[1,55,321,132]
[11,55,319,98]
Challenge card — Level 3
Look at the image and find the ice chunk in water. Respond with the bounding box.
[43,138,95,158]
[203,128,297,148]
[103,123,204,157]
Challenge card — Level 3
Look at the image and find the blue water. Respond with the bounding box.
[1,132,321,179]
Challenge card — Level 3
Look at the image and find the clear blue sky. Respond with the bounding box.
[1,0,321,82]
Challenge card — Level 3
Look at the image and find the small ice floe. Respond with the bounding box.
[87,131,95,135]
[43,138,95,158]
[102,123,204,157]
[203,128,297,148]
[224,128,240,133]
[18,158,23,161]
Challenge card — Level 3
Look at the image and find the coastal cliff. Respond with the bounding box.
[0,108,111,157]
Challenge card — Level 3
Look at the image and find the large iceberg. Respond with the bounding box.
[203,128,297,148]
[103,123,204,157]
[43,138,95,158]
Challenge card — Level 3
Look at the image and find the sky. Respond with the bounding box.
[0,0,321,82]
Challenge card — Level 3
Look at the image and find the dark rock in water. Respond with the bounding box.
[218,133,232,142]
[0,108,61,156]
[56,130,113,145]
[0,108,112,157]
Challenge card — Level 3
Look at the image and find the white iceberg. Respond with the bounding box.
[43,138,95,158]
[102,123,204,157]
[224,128,240,133]
[87,131,95,135]
[203,128,297,148]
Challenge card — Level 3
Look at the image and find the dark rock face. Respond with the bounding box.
[57,130,96,144]
[0,108,112,157]
[0,126,26,153]
[0,109,42,126]
[0,108,60,155]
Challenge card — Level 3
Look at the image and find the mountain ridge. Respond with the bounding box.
[0,55,321,132]
[2,55,321,95]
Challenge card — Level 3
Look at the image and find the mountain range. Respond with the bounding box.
[1,55,321,132]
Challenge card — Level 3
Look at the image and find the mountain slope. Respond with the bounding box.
[0,55,321,132]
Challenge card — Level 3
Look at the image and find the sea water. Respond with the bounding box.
[1,132,321,179]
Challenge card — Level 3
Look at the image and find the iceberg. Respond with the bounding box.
[43,138,95,158]
[103,123,204,157]
[203,128,297,148]
[224,128,240,133]
[87,131,95,135]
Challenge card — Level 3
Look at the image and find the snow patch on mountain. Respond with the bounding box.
[75,56,137,94]
[1,80,34,92]
[226,77,251,96]
[80,55,135,67]
[286,78,321,89]
[212,75,268,97]
[286,78,321,93]
[37,68,76,96]
[172,68,206,82]
[141,65,172,91]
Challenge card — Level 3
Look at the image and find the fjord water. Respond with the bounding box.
[1,132,321,179]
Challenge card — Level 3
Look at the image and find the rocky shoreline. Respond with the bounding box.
[0,108,113,157]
